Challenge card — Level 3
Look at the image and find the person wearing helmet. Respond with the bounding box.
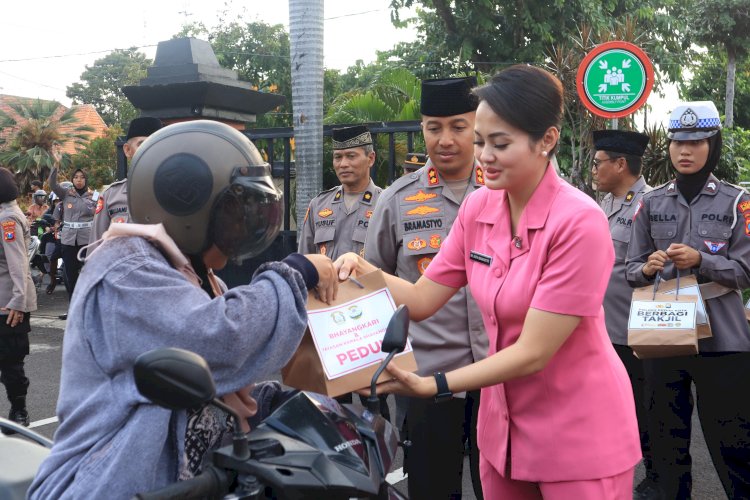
[41,189,68,295]
[89,117,163,248]
[29,120,338,500]
[25,189,48,225]
[626,101,750,499]
[0,167,37,429]
[48,146,97,303]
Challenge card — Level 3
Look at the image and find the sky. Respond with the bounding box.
[0,0,675,125]
[0,0,417,106]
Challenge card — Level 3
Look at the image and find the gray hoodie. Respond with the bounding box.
[29,236,308,499]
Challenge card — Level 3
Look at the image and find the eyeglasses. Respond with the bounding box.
[592,157,619,169]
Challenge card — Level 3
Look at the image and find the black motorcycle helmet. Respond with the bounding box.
[128,120,283,262]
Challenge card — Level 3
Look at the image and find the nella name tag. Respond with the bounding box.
[628,300,697,330]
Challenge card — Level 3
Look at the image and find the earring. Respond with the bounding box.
[542,151,548,157]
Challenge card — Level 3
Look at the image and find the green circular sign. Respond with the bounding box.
[576,41,654,118]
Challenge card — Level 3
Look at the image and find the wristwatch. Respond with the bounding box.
[433,372,453,403]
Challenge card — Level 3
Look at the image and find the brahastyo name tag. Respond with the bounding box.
[628,300,697,330]
[469,251,492,266]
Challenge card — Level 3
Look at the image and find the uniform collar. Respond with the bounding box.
[664,174,720,197]
[420,159,483,189]
[331,178,377,205]
[622,176,647,206]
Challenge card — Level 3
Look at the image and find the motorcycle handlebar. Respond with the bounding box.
[132,465,230,500]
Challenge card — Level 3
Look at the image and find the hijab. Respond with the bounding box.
[673,133,722,204]
[73,168,88,196]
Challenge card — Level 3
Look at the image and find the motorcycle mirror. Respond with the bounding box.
[381,304,409,354]
[134,347,216,410]
[367,305,410,414]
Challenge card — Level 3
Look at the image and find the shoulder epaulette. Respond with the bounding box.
[720,179,748,194]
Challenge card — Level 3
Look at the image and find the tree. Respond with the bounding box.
[179,17,292,128]
[66,49,151,129]
[289,0,325,227]
[0,99,92,192]
[325,68,423,187]
[680,50,750,129]
[387,0,691,84]
[677,0,750,127]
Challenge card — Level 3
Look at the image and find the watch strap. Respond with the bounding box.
[433,371,452,403]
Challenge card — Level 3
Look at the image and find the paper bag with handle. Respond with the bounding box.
[628,271,700,358]
[282,269,418,397]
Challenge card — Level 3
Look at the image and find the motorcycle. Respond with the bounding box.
[0,305,411,500]
[27,215,65,291]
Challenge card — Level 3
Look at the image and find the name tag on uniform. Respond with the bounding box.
[470,251,492,266]
[92,190,100,202]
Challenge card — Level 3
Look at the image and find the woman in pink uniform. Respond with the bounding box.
[336,65,640,499]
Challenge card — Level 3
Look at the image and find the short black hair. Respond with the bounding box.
[600,151,643,177]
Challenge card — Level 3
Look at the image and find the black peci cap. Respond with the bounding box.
[592,130,650,157]
[420,77,478,117]
[331,125,373,150]
[126,117,163,141]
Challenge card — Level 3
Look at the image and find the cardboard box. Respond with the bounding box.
[282,270,417,397]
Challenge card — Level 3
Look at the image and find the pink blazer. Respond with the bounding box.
[425,165,641,482]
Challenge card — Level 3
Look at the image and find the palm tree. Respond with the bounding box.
[0,99,92,192]
[326,68,423,186]
[325,68,422,123]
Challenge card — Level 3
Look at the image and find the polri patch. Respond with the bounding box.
[2,220,16,242]
[470,250,492,266]
[406,237,427,251]
[417,257,432,275]
[703,240,726,253]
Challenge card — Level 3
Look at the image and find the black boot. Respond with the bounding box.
[9,397,29,427]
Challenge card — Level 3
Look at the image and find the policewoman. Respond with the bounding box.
[364,77,487,500]
[339,65,640,499]
[0,167,37,427]
[298,125,382,260]
[626,101,750,499]
[48,152,96,298]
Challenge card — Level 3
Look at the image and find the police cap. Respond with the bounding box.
[667,101,721,140]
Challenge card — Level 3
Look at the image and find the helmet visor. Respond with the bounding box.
[209,165,283,263]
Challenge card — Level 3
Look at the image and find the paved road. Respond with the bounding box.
[0,286,727,498]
